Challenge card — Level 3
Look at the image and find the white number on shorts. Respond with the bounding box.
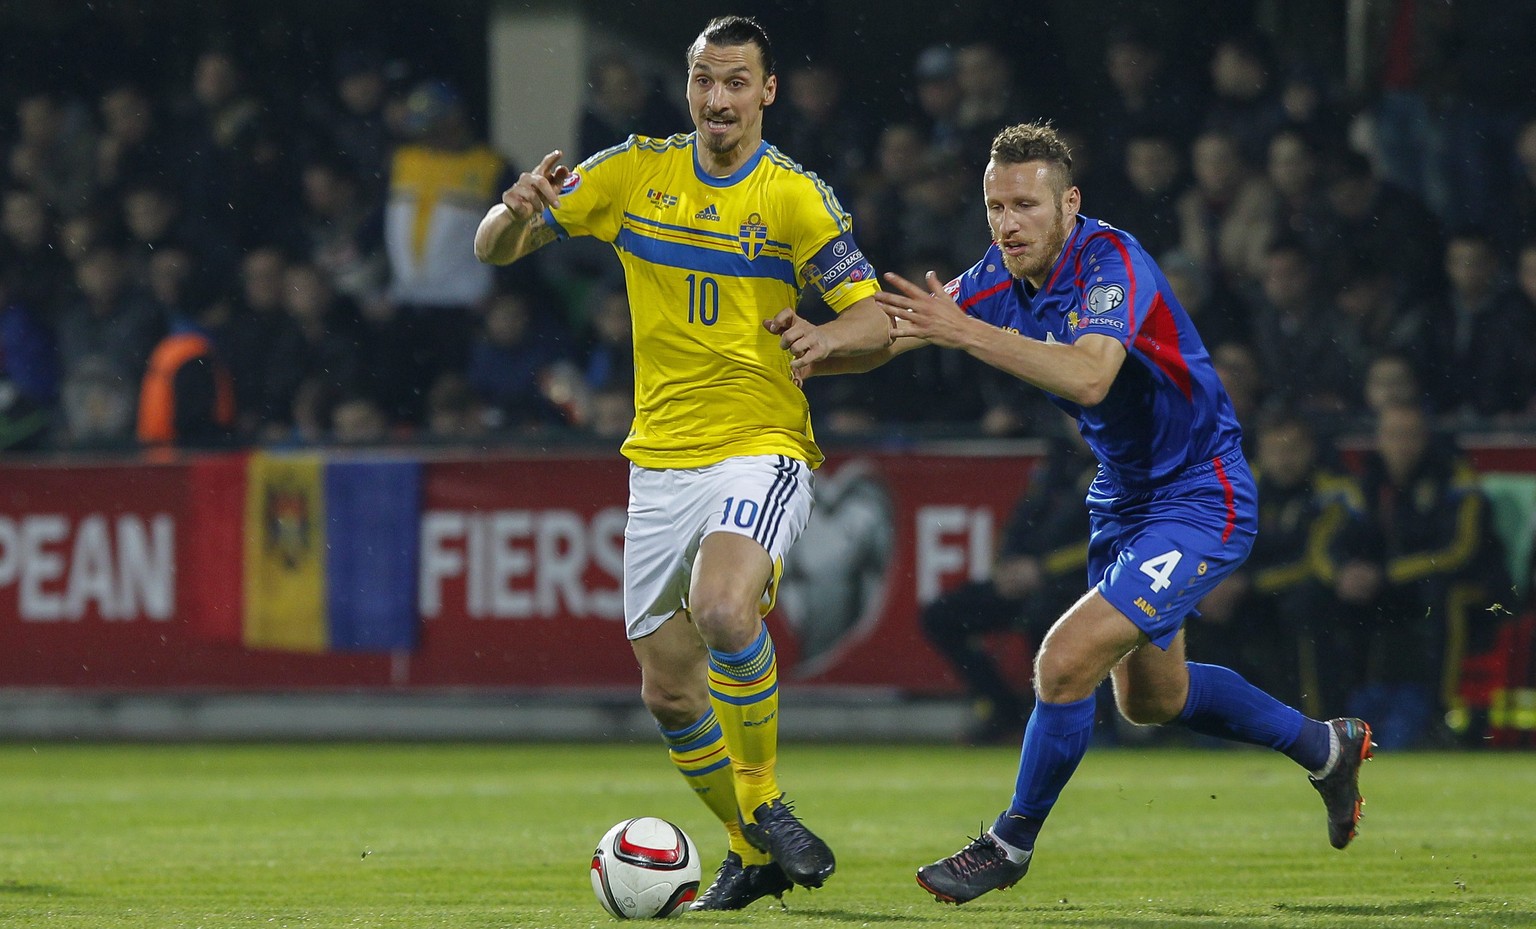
[720,496,759,529]
[1138,549,1183,593]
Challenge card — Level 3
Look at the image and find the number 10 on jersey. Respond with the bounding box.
[685,273,719,325]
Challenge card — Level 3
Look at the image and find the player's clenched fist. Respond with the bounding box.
[501,150,570,221]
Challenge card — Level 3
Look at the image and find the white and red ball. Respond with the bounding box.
[589,817,701,919]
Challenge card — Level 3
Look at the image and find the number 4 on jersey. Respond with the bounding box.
[1139,549,1183,593]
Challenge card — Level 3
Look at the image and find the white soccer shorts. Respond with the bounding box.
[623,454,814,640]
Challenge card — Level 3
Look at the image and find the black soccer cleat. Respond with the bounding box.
[915,832,1031,904]
[741,796,836,888]
[690,852,794,911]
[1310,717,1376,849]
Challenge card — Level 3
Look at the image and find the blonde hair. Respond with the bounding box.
[990,121,1074,192]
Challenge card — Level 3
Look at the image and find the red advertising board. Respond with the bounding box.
[5,441,1533,694]
[0,455,397,688]
[408,455,634,687]
[0,450,1033,693]
[408,452,1033,690]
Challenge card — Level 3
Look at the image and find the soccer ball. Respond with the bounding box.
[589,817,702,919]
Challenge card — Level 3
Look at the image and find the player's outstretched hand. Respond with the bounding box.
[875,271,971,348]
[501,150,570,221]
[765,306,834,371]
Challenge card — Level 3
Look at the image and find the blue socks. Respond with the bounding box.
[992,694,1097,851]
[993,663,1334,853]
[1176,662,1330,771]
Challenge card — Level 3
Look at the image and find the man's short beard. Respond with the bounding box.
[1000,251,1031,279]
[698,113,736,154]
[995,205,1068,282]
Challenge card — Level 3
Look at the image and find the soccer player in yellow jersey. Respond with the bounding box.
[474,15,888,911]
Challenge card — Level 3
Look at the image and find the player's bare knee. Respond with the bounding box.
[1033,651,1098,704]
[640,681,707,730]
[1116,687,1182,726]
[686,597,758,652]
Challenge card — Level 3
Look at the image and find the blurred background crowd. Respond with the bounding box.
[2,1,1535,452]
[1,1,1535,747]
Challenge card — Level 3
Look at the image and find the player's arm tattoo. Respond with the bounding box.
[524,219,557,251]
[483,208,557,263]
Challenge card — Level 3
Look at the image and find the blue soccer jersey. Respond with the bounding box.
[946,215,1243,489]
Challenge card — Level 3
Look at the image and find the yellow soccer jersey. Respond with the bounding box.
[545,133,880,469]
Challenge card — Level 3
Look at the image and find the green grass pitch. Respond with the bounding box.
[1,741,1533,928]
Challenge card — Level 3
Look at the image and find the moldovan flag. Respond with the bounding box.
[242,452,421,652]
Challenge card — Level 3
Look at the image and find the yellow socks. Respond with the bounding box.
[707,623,782,823]
[661,708,766,864]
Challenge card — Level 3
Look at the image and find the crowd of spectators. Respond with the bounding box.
[2,7,1536,452]
[0,40,578,451]
[793,20,1536,441]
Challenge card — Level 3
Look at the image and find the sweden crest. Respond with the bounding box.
[739,212,768,259]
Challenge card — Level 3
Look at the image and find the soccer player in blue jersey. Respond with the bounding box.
[777,121,1375,905]
[474,16,889,912]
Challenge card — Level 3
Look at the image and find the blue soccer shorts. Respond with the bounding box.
[1087,449,1258,649]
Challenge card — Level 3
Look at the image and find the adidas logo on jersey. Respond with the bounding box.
[694,203,721,221]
